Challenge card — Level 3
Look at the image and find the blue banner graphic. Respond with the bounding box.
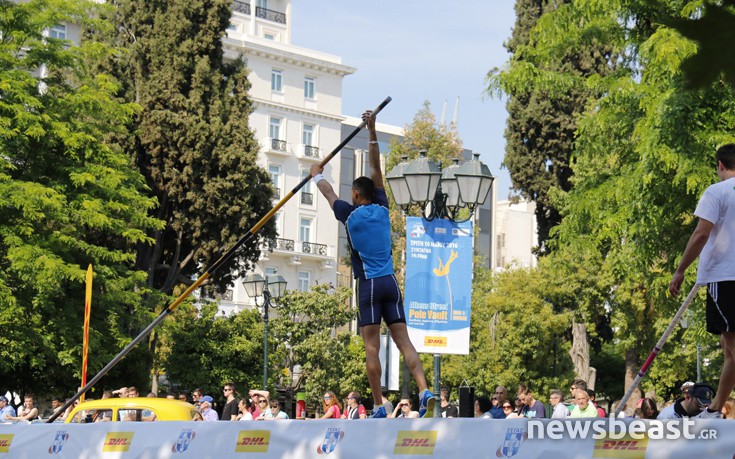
[404,217,473,354]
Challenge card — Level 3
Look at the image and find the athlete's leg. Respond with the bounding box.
[387,322,427,392]
[711,332,735,411]
[361,323,383,405]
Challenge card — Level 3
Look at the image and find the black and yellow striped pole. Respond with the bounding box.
[47,96,392,423]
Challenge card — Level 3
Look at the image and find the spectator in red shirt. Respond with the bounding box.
[342,391,367,419]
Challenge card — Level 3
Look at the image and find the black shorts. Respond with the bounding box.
[356,274,406,327]
[706,281,735,334]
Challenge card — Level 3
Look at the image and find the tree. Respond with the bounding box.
[269,284,363,414]
[440,262,573,401]
[160,302,264,397]
[515,0,735,412]
[0,0,162,396]
[489,0,620,251]
[85,0,278,389]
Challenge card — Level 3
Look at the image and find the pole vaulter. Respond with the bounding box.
[613,284,701,417]
[47,96,392,423]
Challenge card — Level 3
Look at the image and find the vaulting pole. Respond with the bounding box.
[80,264,93,404]
[613,284,701,417]
[47,97,392,423]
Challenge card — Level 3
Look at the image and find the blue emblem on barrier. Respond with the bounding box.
[316,428,344,455]
[48,430,69,455]
[172,429,196,454]
[496,427,526,458]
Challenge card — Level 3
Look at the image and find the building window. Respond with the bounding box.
[298,271,310,292]
[257,0,268,8]
[302,124,314,146]
[300,170,313,206]
[304,77,315,99]
[299,217,312,243]
[271,69,283,92]
[227,21,237,31]
[264,267,278,277]
[50,24,67,40]
[269,164,282,197]
[269,117,281,140]
[264,33,275,40]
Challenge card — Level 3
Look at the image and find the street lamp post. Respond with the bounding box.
[244,273,287,390]
[386,150,494,416]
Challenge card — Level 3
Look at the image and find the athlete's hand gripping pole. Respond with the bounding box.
[613,284,702,417]
[47,96,392,423]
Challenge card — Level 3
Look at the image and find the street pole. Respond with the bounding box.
[263,290,272,391]
[697,341,702,383]
[433,354,441,417]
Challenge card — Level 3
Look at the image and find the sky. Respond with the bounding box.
[290,0,517,199]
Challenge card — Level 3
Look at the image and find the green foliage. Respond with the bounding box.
[0,0,162,396]
[269,284,364,413]
[510,0,735,404]
[160,303,264,397]
[441,265,574,402]
[490,0,623,250]
[86,0,277,296]
[664,0,735,89]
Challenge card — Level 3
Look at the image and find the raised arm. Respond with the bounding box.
[363,110,384,189]
[310,164,339,209]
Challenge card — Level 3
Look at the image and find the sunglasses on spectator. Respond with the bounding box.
[323,396,331,400]
[503,405,513,409]
[258,400,267,404]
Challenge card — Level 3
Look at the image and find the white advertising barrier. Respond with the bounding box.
[1,418,735,458]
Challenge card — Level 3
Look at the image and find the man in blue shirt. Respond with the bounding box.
[0,396,16,421]
[310,110,433,418]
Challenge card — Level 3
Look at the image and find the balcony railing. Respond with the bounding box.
[302,241,327,256]
[304,145,320,158]
[256,6,286,24]
[301,192,313,205]
[232,0,251,14]
[271,139,287,151]
[268,237,294,252]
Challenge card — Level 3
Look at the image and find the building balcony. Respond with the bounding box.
[266,138,288,155]
[232,0,251,15]
[300,192,313,206]
[264,237,332,264]
[256,6,287,24]
[298,144,321,162]
[301,241,327,256]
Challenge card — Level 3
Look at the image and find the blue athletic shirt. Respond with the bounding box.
[333,188,394,280]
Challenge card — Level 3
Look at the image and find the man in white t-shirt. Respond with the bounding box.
[670,143,735,418]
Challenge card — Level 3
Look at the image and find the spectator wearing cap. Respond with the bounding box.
[199,396,219,421]
[657,383,715,419]
[0,396,16,421]
[681,381,694,397]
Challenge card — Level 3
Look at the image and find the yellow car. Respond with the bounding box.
[65,397,200,423]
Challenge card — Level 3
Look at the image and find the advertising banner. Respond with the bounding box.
[404,217,473,355]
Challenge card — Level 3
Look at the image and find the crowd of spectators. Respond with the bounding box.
[2,377,733,423]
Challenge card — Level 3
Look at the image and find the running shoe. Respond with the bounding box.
[371,405,387,418]
[418,389,435,418]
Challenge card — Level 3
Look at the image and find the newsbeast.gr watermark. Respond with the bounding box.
[528,418,718,440]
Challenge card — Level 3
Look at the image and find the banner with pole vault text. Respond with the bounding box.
[404,217,473,355]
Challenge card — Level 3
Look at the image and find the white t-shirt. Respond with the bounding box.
[695,177,735,284]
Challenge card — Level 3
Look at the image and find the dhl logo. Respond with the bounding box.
[394,431,438,455]
[593,437,648,459]
[423,336,447,347]
[102,432,134,452]
[0,434,14,453]
[235,430,270,453]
